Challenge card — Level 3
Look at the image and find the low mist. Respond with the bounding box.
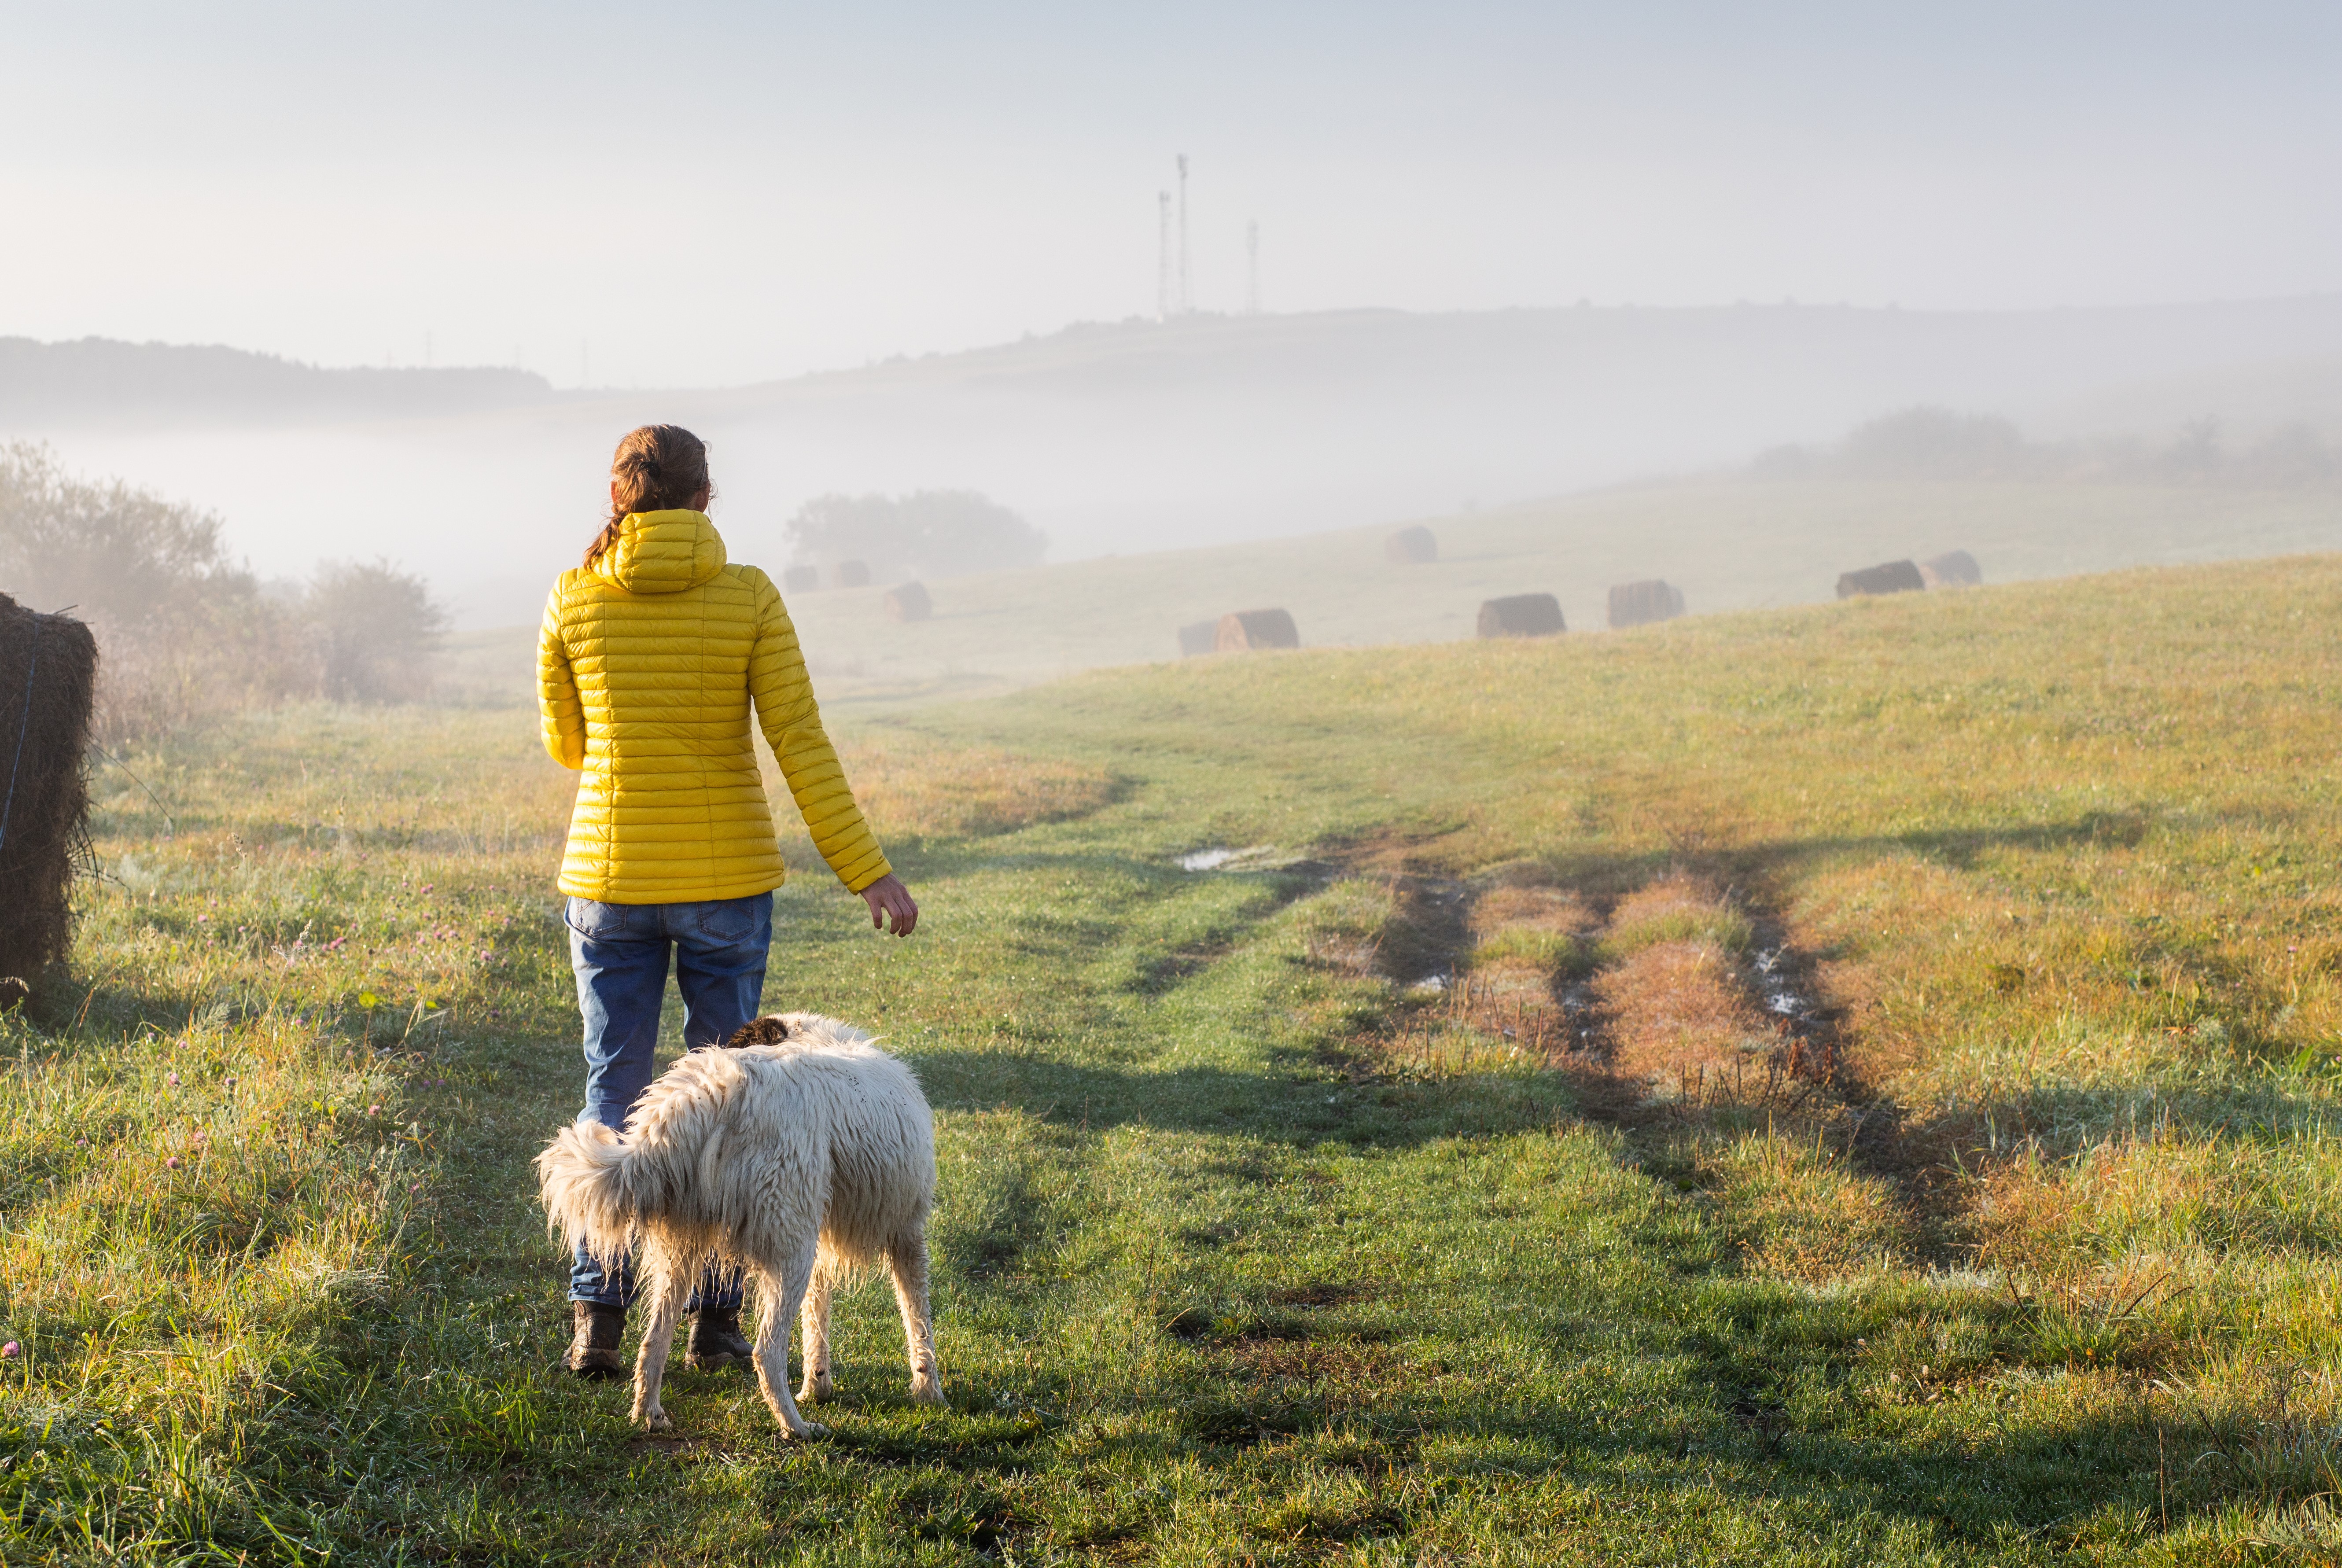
[11,294,2342,648]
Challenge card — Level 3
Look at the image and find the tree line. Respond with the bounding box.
[0,442,446,740]
[1754,407,2342,487]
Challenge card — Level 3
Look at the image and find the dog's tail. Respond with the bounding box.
[536,1120,647,1271]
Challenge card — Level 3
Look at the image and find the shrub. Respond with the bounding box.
[306,559,448,703]
[0,444,447,736]
[784,490,1046,580]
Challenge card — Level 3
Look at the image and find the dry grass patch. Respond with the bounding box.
[1468,881,1593,988]
[1599,872,1754,962]
[1977,1129,2342,1275]
[1711,1127,1912,1279]
[774,735,1116,841]
[1597,939,1777,1093]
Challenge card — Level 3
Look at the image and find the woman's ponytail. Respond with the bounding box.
[584,425,712,567]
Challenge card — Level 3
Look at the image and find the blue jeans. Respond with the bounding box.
[564,891,773,1309]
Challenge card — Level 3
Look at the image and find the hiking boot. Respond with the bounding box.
[563,1300,627,1379]
[686,1306,755,1371]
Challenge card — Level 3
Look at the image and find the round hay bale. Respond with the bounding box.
[1607,578,1684,629]
[1918,550,1982,589]
[0,593,97,1005]
[832,559,871,589]
[1215,608,1300,651]
[1385,526,1437,565]
[783,564,820,593]
[1835,560,1925,599]
[1477,593,1565,638]
[882,581,932,622]
[1176,619,1219,657]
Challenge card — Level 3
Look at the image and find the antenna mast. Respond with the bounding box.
[1177,154,1191,314]
[1157,191,1173,320]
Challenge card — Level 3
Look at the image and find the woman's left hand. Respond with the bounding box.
[860,873,919,937]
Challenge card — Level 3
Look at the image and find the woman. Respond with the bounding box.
[537,423,918,1378]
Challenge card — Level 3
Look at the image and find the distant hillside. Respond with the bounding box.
[1752,406,2342,487]
[0,337,554,427]
[439,473,2342,711]
[22,296,2342,627]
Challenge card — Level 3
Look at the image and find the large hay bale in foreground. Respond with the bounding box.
[1177,619,1219,657]
[882,582,932,622]
[1607,579,1685,629]
[832,559,871,589]
[0,594,97,1004]
[1918,550,1982,589]
[1477,593,1565,638]
[783,564,820,593]
[1385,526,1437,565]
[1215,609,1300,651]
[1836,560,1925,599]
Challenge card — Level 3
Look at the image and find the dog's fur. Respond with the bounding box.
[535,1012,943,1435]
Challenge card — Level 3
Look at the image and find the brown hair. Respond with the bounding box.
[582,424,712,567]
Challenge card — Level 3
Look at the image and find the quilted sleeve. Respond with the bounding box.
[537,581,587,771]
[746,570,893,892]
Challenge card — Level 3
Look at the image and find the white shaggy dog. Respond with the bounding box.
[535,1012,943,1436]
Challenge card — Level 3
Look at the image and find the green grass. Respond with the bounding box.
[15,552,2342,1561]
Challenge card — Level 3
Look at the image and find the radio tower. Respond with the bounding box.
[1177,154,1191,314]
[1157,191,1173,320]
[1247,221,1260,314]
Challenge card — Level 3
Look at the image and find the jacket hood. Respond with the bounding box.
[591,510,728,594]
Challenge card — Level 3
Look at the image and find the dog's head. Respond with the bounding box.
[725,1015,798,1048]
[724,1012,878,1052]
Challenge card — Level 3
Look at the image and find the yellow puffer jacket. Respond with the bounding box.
[536,510,891,903]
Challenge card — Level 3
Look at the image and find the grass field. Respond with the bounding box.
[441,477,2342,713]
[13,552,2342,1561]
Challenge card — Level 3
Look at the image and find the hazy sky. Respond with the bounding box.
[7,1,2340,388]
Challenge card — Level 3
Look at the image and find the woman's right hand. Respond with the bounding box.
[860,873,918,937]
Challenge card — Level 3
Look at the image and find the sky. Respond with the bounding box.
[5,1,2342,389]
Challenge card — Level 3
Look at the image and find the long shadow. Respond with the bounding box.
[910,1047,1572,1152]
[885,1099,2228,1557]
[1517,806,2165,893]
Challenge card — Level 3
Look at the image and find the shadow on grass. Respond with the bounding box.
[806,1244,2213,1554]
[915,1048,1570,1152]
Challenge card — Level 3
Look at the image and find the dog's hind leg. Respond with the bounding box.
[796,1259,835,1405]
[885,1223,945,1405]
[751,1239,827,1438]
[629,1237,699,1432]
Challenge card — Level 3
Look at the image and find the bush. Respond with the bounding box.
[307,559,448,703]
[784,490,1046,580]
[0,443,446,736]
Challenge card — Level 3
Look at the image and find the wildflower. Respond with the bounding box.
[166,1157,181,1169]
[421,884,434,894]
[197,914,210,923]
[166,1072,180,1086]
[479,948,492,961]
[358,991,380,1009]
[368,1103,383,1115]
[223,1076,237,1087]
[1,1343,18,1359]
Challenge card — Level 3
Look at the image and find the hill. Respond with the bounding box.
[0,336,554,427]
[18,295,2342,624]
[25,554,2342,1561]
